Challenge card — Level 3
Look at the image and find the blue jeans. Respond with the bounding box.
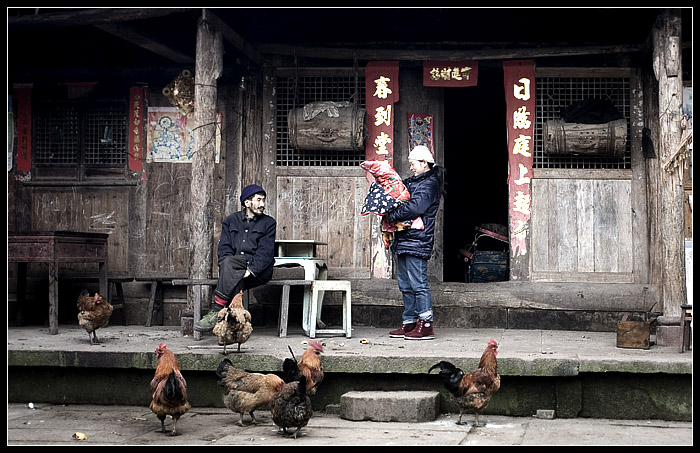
[396,254,433,324]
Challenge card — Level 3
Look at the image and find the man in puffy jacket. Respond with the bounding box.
[194,184,276,332]
[385,145,446,340]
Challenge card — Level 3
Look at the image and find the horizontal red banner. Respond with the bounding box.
[423,60,478,87]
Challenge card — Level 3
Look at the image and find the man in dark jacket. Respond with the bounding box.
[385,145,445,340]
[194,184,276,332]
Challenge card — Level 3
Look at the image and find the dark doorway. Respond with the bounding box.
[443,62,509,282]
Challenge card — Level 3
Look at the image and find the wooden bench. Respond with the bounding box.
[268,279,314,338]
[62,274,133,325]
[135,275,187,327]
[679,304,692,353]
[172,278,314,339]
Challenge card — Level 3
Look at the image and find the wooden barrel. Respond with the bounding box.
[288,102,366,151]
[543,118,627,157]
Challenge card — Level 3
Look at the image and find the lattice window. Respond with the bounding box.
[535,76,631,169]
[35,104,80,167]
[34,101,127,177]
[276,74,365,166]
[84,104,128,166]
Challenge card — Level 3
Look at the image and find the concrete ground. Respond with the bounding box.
[7,402,693,446]
[8,323,693,439]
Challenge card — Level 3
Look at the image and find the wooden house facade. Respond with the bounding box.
[7,8,692,339]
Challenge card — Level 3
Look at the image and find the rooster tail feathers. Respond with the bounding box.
[281,357,301,383]
[215,358,233,384]
[287,345,297,362]
[164,371,183,400]
[429,360,458,374]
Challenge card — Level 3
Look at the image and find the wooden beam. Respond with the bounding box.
[202,9,265,66]
[189,14,222,306]
[95,23,194,64]
[254,43,645,61]
[7,8,192,29]
[652,9,686,318]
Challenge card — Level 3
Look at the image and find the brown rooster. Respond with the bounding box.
[216,358,285,426]
[212,291,252,354]
[149,342,191,435]
[76,290,113,345]
[282,341,324,396]
[270,375,313,439]
[429,339,500,427]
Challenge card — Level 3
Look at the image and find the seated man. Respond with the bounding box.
[194,184,277,332]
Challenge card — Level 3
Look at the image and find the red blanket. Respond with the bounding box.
[361,160,424,244]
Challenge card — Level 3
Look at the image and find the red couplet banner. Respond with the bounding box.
[128,87,147,171]
[365,61,399,164]
[14,87,32,172]
[503,60,536,264]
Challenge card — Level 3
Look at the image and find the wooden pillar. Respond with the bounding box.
[651,9,686,320]
[188,11,223,320]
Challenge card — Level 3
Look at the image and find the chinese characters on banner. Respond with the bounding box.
[13,86,32,172]
[503,60,535,265]
[365,61,399,167]
[423,60,478,87]
[128,87,147,171]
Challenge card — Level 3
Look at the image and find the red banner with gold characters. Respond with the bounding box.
[423,60,478,87]
[128,86,147,171]
[365,61,399,165]
[503,60,535,268]
[13,86,32,172]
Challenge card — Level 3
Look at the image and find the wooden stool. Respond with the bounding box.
[307,280,352,339]
[679,304,692,353]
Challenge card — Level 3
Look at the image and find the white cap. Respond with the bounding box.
[408,145,435,164]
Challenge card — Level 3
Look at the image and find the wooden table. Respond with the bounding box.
[8,231,109,334]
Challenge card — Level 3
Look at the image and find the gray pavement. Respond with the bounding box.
[6,402,693,446]
[7,325,694,445]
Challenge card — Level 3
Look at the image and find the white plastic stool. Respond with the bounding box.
[307,280,352,338]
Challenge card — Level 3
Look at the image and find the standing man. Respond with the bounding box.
[194,184,276,332]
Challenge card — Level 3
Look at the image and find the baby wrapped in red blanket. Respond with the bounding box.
[360,160,424,247]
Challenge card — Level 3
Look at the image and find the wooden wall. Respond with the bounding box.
[261,64,444,280]
[274,170,372,277]
[530,174,634,282]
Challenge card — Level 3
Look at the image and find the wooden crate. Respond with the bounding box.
[616,321,651,349]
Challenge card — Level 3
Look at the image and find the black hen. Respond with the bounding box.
[270,375,313,438]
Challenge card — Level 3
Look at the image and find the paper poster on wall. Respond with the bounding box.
[147,107,221,163]
[407,112,434,156]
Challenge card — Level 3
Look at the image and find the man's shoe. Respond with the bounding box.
[404,319,435,340]
[389,322,416,338]
[194,309,220,332]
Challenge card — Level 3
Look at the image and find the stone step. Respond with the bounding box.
[339,391,440,422]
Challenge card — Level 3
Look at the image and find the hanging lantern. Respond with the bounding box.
[162,69,194,115]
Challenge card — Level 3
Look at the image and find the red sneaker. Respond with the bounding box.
[404,319,435,340]
[389,322,416,338]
